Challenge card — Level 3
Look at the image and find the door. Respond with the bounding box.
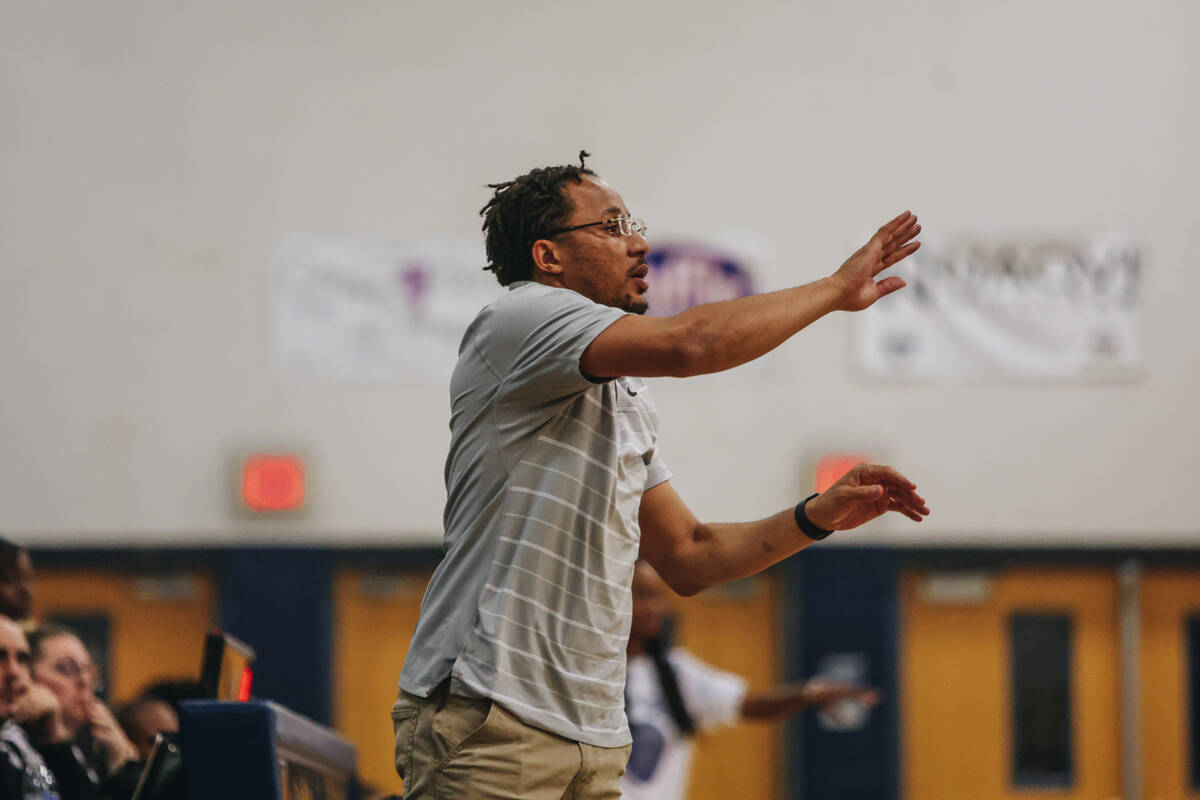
[332,567,432,797]
[1141,570,1200,800]
[901,569,1121,800]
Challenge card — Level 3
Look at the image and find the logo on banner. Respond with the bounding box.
[645,243,757,316]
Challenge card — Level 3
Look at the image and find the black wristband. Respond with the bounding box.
[795,493,834,541]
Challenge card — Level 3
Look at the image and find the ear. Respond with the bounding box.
[531,238,564,277]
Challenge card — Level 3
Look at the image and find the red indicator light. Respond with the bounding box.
[237,665,254,702]
[814,454,872,493]
[241,454,305,512]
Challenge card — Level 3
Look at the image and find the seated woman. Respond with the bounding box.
[26,622,140,800]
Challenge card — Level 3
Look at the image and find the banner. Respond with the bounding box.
[855,237,1142,381]
[269,236,502,383]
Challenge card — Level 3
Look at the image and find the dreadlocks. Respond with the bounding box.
[480,150,596,286]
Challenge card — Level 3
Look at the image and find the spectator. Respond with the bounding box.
[27,622,139,799]
[1,614,64,798]
[115,695,177,761]
[134,678,205,717]
[0,538,34,622]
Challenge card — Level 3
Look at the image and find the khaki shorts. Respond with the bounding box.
[391,680,630,800]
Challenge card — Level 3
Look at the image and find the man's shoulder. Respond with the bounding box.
[488,282,602,315]
[470,282,622,353]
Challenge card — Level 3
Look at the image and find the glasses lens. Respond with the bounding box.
[613,216,647,237]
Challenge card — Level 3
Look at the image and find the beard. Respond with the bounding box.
[622,292,649,315]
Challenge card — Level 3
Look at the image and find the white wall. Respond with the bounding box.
[2,1,1197,546]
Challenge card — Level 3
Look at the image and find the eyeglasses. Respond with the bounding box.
[546,215,648,239]
[50,658,101,690]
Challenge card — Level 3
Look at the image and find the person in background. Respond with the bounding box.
[1,614,63,798]
[623,561,881,800]
[0,538,34,622]
[27,622,140,799]
[115,695,178,761]
[132,679,205,718]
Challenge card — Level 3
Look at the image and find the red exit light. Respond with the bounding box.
[814,454,872,493]
[241,454,305,512]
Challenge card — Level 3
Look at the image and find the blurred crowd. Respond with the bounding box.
[1,538,192,800]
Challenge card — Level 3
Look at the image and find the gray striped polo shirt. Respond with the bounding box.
[398,281,670,747]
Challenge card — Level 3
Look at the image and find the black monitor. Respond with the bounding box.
[199,630,255,702]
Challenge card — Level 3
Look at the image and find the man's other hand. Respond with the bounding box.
[805,463,929,531]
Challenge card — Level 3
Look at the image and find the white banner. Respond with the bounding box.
[855,237,1142,382]
[269,236,502,382]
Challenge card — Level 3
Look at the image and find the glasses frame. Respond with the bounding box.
[50,657,102,690]
[545,215,647,239]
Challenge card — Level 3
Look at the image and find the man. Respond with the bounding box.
[393,152,929,799]
[0,538,34,621]
[1,614,62,798]
[623,560,879,800]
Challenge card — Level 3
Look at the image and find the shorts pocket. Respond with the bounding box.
[391,705,420,785]
[431,695,496,770]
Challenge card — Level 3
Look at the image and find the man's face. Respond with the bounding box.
[0,550,34,620]
[0,617,32,719]
[546,175,651,314]
[629,562,672,645]
[32,633,95,733]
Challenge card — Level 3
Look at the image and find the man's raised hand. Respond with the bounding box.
[831,211,921,312]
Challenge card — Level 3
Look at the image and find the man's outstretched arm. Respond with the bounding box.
[582,211,920,380]
[740,679,881,722]
[637,463,928,596]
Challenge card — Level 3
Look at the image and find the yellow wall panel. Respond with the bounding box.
[670,574,780,800]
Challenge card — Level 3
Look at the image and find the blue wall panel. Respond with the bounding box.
[786,548,900,800]
[219,548,334,725]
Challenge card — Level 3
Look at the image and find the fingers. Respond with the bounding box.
[876,211,913,239]
[889,218,920,246]
[885,487,929,521]
[842,463,929,520]
[882,240,921,268]
[875,276,906,297]
[849,463,917,491]
[871,213,921,272]
[847,484,884,501]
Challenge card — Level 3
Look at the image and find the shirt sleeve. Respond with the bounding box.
[669,648,748,732]
[645,449,671,492]
[491,285,627,405]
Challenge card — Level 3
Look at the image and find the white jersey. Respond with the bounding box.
[622,648,747,800]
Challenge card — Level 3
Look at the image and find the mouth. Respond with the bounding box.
[630,263,649,292]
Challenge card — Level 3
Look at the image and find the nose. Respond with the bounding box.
[628,230,650,258]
